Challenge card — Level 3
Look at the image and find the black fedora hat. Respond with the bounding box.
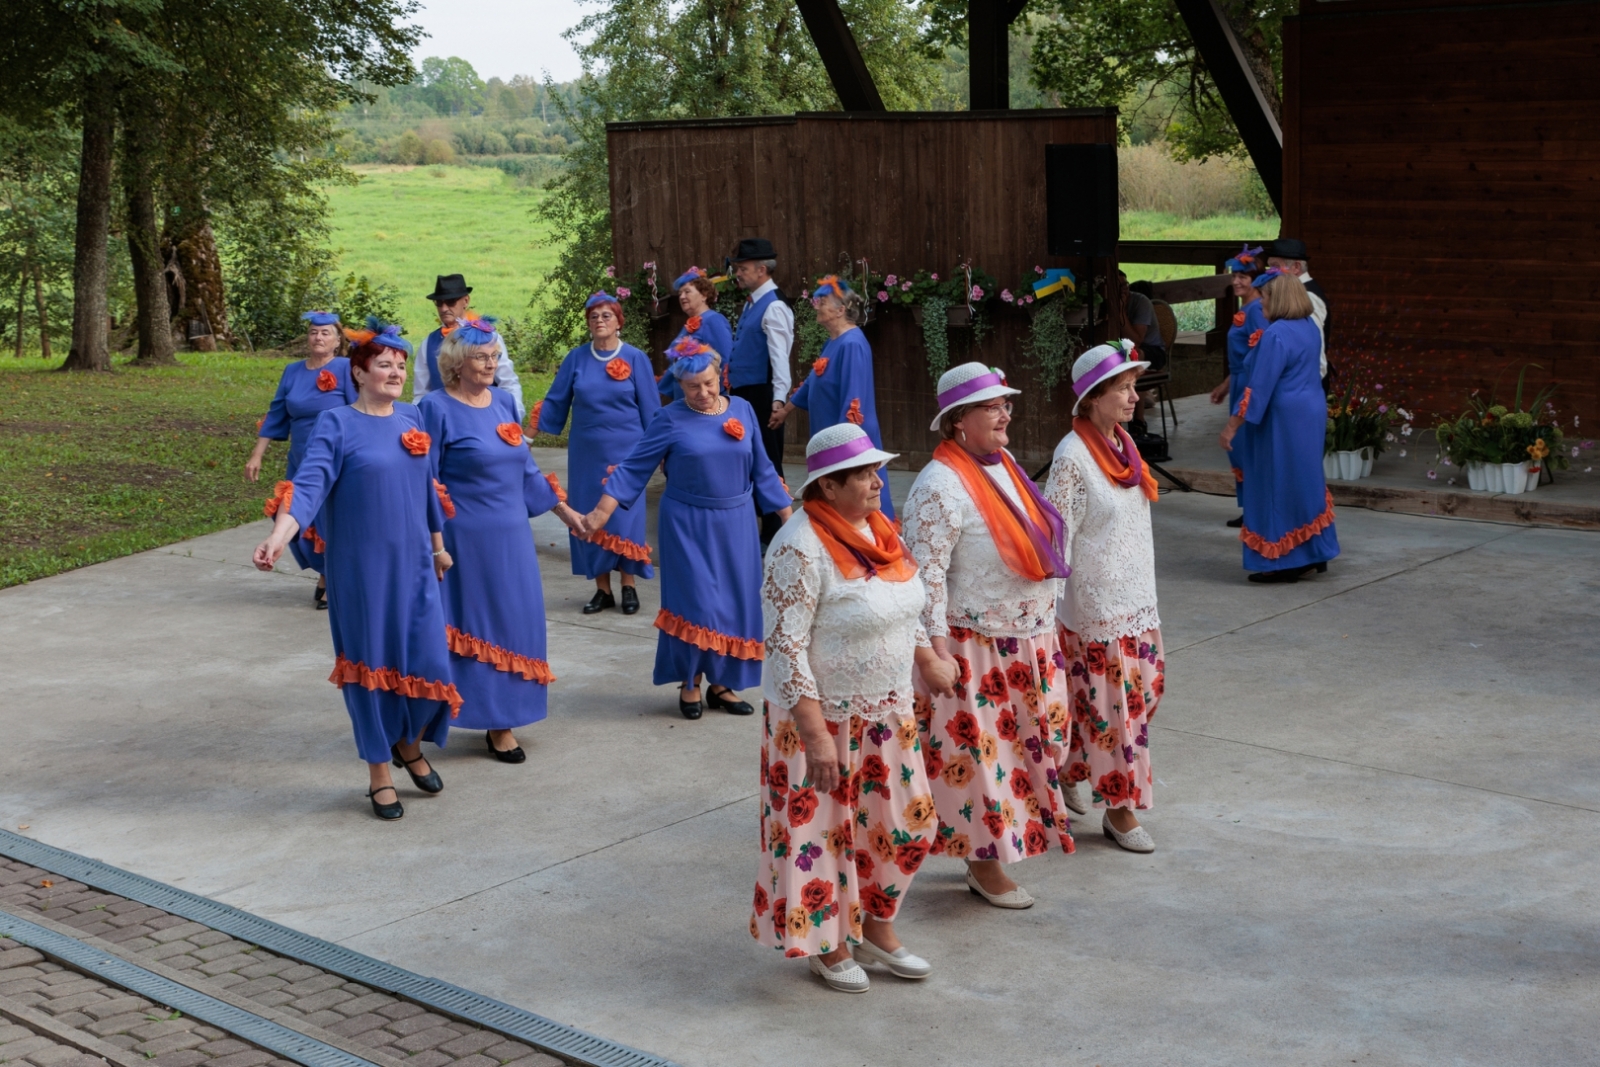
[426,274,473,302]
[1267,238,1309,261]
[730,237,777,262]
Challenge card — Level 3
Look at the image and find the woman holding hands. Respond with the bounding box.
[660,266,734,402]
[1209,245,1267,526]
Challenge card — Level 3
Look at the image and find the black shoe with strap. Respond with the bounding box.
[391,744,443,793]
[314,584,328,610]
[583,589,615,614]
[620,586,640,615]
[706,686,755,715]
[366,785,403,821]
[679,686,704,720]
[485,731,526,764]
[1226,516,1244,528]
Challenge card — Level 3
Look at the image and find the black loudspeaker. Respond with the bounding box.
[1046,144,1118,258]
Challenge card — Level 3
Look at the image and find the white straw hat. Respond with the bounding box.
[1069,340,1149,417]
[797,423,898,495]
[928,362,1021,431]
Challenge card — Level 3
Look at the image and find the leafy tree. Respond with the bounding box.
[0,117,78,359]
[418,56,488,116]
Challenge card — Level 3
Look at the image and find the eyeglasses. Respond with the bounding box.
[465,352,497,364]
[976,401,1013,417]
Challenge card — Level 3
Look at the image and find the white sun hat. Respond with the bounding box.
[928,362,1022,431]
[797,423,898,496]
[1069,340,1149,417]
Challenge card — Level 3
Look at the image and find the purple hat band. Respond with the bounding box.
[1073,352,1133,397]
[807,435,877,473]
[938,371,1007,409]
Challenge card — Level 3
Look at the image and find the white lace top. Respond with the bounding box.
[901,457,1061,640]
[761,514,931,722]
[1045,431,1161,641]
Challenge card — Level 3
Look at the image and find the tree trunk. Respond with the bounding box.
[61,74,116,372]
[32,268,51,360]
[122,97,176,366]
[161,220,231,350]
[14,275,24,358]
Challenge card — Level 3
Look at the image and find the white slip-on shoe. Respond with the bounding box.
[1062,779,1089,815]
[1102,812,1155,853]
[854,938,932,979]
[964,869,1035,909]
[809,954,871,993]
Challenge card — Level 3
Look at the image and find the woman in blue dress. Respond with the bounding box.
[253,322,458,822]
[658,267,734,403]
[420,318,586,763]
[245,310,358,607]
[581,342,792,720]
[774,276,893,520]
[1219,269,1340,584]
[537,292,660,616]
[1209,246,1267,527]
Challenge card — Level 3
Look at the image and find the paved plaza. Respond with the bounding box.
[2,452,1597,1067]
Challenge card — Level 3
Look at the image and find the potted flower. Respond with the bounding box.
[1434,365,1567,494]
[1324,389,1393,481]
[873,266,997,379]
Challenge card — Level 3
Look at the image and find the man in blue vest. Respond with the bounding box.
[728,238,794,546]
[413,273,525,420]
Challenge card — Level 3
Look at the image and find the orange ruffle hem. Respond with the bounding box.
[1241,489,1336,560]
[654,608,763,661]
[329,654,463,718]
[529,400,544,430]
[263,480,294,518]
[1237,386,1252,419]
[433,479,457,519]
[301,525,326,554]
[584,528,652,563]
[545,473,567,502]
[446,626,555,684]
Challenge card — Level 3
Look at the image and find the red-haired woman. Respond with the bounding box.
[253,320,458,822]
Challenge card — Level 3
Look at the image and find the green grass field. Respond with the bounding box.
[1119,210,1278,330]
[325,165,557,335]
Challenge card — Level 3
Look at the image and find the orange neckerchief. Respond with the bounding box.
[802,500,918,582]
[932,440,1064,583]
[1074,417,1159,501]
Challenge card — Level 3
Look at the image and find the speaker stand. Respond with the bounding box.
[1148,460,1192,493]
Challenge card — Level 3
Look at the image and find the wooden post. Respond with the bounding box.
[1173,0,1283,214]
[794,0,885,111]
[968,1,1029,110]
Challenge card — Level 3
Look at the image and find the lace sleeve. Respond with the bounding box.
[1044,453,1088,564]
[761,539,822,709]
[902,480,961,639]
[914,623,930,648]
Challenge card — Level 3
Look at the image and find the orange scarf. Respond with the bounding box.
[1074,418,1159,501]
[932,440,1066,582]
[802,501,918,582]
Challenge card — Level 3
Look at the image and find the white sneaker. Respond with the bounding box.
[1062,779,1088,815]
[854,938,932,979]
[809,954,871,993]
[1102,813,1155,853]
[964,869,1034,909]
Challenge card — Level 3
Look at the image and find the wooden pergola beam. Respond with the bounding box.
[968,0,1030,110]
[795,0,885,112]
[1174,0,1283,213]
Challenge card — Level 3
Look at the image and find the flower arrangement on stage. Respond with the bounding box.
[1011,265,1086,397]
[1325,388,1395,458]
[1433,365,1568,490]
[868,264,997,380]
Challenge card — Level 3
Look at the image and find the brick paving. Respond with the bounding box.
[0,861,565,1067]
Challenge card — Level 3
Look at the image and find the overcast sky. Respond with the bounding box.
[406,0,588,83]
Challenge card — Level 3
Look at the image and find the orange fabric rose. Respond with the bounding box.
[685,315,702,333]
[1231,310,1246,328]
[845,398,864,425]
[811,356,829,377]
[316,369,338,392]
[400,429,431,455]
[1248,329,1263,348]
[497,422,523,446]
[605,357,631,381]
[723,418,745,440]
[528,400,544,430]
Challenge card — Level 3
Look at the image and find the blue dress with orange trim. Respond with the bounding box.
[537,341,660,580]
[602,395,791,691]
[283,404,457,762]
[258,357,358,572]
[1235,317,1340,573]
[1225,300,1268,506]
[658,310,735,403]
[421,388,561,731]
[789,326,894,519]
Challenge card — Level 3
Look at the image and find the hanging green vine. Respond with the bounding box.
[792,293,830,368]
[1023,298,1081,399]
[920,295,950,380]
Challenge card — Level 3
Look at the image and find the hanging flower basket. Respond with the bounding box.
[911,305,973,328]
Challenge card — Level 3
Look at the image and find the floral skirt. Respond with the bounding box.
[914,628,1075,863]
[752,702,935,959]
[1060,625,1165,810]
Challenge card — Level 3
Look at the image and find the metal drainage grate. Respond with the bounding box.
[0,831,677,1067]
[0,910,383,1067]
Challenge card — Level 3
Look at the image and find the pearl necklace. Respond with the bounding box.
[688,396,728,416]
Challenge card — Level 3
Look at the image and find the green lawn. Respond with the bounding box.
[326,165,557,335]
[1119,210,1278,330]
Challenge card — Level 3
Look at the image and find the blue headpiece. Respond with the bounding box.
[454,316,499,346]
[1251,267,1288,290]
[345,315,412,356]
[301,310,340,327]
[585,291,620,310]
[673,266,706,290]
[1225,245,1264,274]
[668,337,717,380]
[811,274,851,300]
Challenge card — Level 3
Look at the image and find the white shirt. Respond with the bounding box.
[1301,271,1328,380]
[745,279,793,399]
[413,330,525,422]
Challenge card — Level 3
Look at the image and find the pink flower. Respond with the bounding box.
[604,265,615,278]
[1034,265,1043,274]
[884,274,898,286]
[970,286,984,300]
[616,286,631,299]
[1572,446,1581,458]
[1376,383,1384,391]
[1378,404,1388,413]
[876,290,889,302]
[901,281,912,291]
[1023,294,1034,304]
[800,289,809,298]
[1426,469,1437,480]
[643,260,656,270]
[1001,289,1014,303]
[1442,457,1452,466]
[930,273,939,281]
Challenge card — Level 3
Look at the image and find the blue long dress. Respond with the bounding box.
[1225,300,1268,506]
[286,404,457,762]
[659,311,735,403]
[789,326,894,519]
[421,388,561,731]
[537,341,660,580]
[602,395,791,691]
[258,357,358,571]
[1236,317,1340,573]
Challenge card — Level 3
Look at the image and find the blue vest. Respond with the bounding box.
[729,289,779,390]
[423,329,445,395]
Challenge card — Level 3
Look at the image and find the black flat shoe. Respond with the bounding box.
[1248,568,1300,584]
[620,586,640,615]
[391,744,443,793]
[583,590,615,614]
[314,584,328,610]
[679,687,703,720]
[706,686,754,716]
[366,785,403,821]
[486,731,526,764]
[1226,516,1243,528]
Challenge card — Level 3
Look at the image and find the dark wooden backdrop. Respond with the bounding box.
[1283,0,1600,425]
[607,109,1120,467]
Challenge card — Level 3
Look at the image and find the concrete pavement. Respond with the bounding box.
[2,451,1598,1066]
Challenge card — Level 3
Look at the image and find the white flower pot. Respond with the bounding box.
[1466,461,1486,491]
[1360,447,1373,478]
[1525,466,1541,492]
[1323,453,1339,480]
[1484,462,1504,493]
[1501,461,1527,495]
[1336,450,1362,480]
